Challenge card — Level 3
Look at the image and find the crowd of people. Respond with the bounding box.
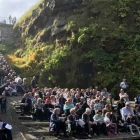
[1,53,140,139]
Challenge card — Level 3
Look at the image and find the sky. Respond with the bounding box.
[0,0,40,21]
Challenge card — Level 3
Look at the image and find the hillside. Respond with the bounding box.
[3,0,140,98]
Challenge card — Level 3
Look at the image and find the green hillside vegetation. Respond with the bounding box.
[3,0,140,98]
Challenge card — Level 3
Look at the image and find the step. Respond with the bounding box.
[18,116,32,120]
[25,134,39,140]
[28,130,51,136]
[21,122,49,126]
[16,110,22,114]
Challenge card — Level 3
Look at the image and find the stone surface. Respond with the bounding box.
[0,23,14,42]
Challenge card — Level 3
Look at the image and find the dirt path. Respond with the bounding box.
[1,96,27,140]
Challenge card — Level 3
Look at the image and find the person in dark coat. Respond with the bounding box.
[68,108,85,138]
[0,121,13,140]
[43,99,54,121]
[125,113,140,135]
[31,76,38,89]
[82,108,97,137]
[117,98,125,115]
[0,92,7,113]
[75,103,84,118]
[50,108,68,138]
[58,94,66,114]
[73,93,81,106]
[80,97,89,113]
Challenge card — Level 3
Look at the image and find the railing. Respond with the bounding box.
[0,16,16,25]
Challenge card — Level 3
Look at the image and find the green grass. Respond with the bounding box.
[14,0,44,28]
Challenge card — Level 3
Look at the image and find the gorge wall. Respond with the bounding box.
[3,0,140,98]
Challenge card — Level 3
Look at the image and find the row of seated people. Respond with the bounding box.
[19,91,140,138]
[50,107,140,138]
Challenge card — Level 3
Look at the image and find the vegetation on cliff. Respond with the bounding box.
[3,0,140,98]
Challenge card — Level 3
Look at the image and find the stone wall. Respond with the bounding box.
[0,23,14,42]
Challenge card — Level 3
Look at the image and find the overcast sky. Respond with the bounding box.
[0,0,40,20]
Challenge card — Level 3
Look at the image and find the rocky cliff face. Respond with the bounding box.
[9,0,140,98]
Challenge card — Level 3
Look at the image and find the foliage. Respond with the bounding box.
[2,0,140,98]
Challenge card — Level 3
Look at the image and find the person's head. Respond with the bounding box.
[96,110,102,116]
[105,104,110,110]
[37,98,42,104]
[105,112,110,118]
[134,104,139,110]
[75,93,79,98]
[125,102,130,108]
[65,101,68,105]
[120,89,124,93]
[120,98,124,102]
[28,92,32,97]
[23,78,26,83]
[70,108,76,115]
[128,113,133,118]
[54,108,60,115]
[108,94,112,99]
[75,103,81,109]
[33,76,36,80]
[45,99,50,104]
[85,108,91,115]
[80,97,85,103]
[60,93,63,98]
[50,95,55,101]
[34,93,39,99]
[104,88,107,92]
[94,99,99,104]
[2,92,5,97]
[67,98,72,104]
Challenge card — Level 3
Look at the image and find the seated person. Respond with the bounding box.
[34,98,44,121]
[73,93,81,106]
[135,94,140,104]
[103,104,111,116]
[125,113,140,135]
[50,108,68,138]
[82,108,97,137]
[93,110,108,136]
[121,102,134,121]
[0,121,13,140]
[68,108,85,138]
[75,103,84,118]
[20,93,32,116]
[117,98,125,116]
[110,110,125,133]
[94,99,103,112]
[119,89,129,102]
[64,98,74,116]
[43,99,54,121]
[104,112,117,135]
[58,94,66,114]
[80,97,89,113]
[107,94,115,110]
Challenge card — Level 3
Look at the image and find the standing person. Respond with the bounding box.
[0,92,7,114]
[31,76,38,89]
[120,78,128,93]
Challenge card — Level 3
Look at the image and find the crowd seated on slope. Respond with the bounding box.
[1,53,140,138]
